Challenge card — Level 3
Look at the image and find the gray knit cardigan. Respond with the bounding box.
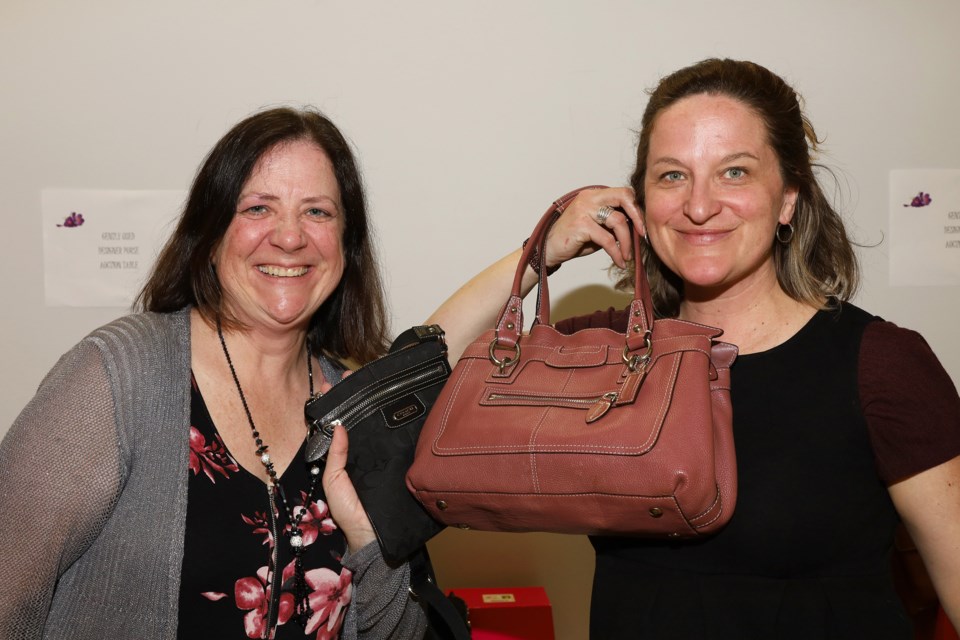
[0,309,426,639]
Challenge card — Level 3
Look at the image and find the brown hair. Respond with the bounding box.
[137,107,389,362]
[624,58,859,317]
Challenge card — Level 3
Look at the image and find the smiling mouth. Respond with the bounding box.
[258,265,309,277]
[680,230,731,243]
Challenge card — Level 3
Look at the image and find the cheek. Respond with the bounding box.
[311,225,346,265]
[640,196,672,235]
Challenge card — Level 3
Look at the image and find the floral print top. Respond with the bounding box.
[177,375,353,639]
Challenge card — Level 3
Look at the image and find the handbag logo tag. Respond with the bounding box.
[383,395,426,428]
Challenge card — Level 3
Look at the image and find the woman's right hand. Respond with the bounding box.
[540,186,643,272]
[322,424,377,554]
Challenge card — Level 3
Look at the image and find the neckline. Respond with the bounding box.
[734,307,831,362]
[189,371,308,486]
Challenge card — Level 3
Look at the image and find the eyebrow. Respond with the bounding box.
[719,152,760,164]
[238,192,340,210]
[650,151,761,167]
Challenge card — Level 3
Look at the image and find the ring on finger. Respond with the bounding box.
[595,205,614,225]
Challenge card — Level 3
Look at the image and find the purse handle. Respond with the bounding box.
[490,186,654,371]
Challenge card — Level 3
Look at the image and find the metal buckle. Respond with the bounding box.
[622,331,653,371]
[488,339,521,373]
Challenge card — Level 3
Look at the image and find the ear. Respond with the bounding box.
[779,185,800,225]
[209,240,222,267]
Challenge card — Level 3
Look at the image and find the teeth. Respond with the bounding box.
[258,265,308,277]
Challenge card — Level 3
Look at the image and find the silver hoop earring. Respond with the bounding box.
[776,222,794,244]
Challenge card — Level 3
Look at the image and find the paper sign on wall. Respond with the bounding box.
[42,189,185,307]
[889,170,960,286]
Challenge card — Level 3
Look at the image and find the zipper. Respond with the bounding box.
[264,485,281,639]
[485,390,615,407]
[487,391,620,424]
[307,361,448,458]
[486,390,619,423]
[333,362,446,428]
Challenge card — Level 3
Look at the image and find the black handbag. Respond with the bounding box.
[304,324,451,563]
[304,325,469,640]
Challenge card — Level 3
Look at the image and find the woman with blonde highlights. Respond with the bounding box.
[430,59,960,638]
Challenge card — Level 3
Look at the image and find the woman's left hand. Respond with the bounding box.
[541,186,644,271]
[322,423,377,553]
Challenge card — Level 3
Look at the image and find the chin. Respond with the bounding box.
[674,264,730,288]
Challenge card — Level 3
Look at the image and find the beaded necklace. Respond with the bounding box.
[216,317,321,629]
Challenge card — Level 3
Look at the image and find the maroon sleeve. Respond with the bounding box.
[554,307,630,335]
[859,321,960,485]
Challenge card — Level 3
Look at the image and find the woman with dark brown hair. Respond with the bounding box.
[430,59,960,638]
[0,107,425,639]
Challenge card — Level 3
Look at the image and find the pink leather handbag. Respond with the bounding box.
[407,187,739,538]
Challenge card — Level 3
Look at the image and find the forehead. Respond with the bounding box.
[648,93,770,153]
[246,140,339,191]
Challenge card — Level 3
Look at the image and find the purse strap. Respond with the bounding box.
[410,548,471,640]
[492,186,654,360]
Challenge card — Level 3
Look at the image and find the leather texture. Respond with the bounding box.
[305,325,451,563]
[406,187,739,538]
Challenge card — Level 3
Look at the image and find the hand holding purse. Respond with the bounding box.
[304,325,450,563]
[406,186,739,538]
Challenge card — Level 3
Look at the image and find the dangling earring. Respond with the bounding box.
[776,222,794,244]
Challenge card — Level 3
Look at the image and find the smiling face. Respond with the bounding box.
[642,93,798,301]
[212,139,345,333]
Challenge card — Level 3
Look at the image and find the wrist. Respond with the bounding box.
[522,238,561,276]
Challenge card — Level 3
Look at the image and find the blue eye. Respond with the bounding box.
[306,208,331,218]
[662,171,684,182]
[244,205,268,215]
[725,167,745,179]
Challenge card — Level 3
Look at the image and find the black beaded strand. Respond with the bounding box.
[216,317,321,628]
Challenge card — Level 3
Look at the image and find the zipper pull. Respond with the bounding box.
[586,392,618,424]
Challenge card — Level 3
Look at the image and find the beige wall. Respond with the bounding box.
[3,2,960,637]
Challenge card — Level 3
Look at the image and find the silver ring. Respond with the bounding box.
[595,206,614,226]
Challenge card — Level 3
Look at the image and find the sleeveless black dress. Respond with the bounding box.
[581,304,912,639]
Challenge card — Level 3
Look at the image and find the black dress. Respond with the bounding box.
[553,303,960,640]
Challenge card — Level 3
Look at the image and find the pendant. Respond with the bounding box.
[289,533,304,550]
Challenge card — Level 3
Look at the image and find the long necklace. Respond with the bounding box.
[216,317,321,628]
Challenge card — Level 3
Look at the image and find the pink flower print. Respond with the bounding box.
[242,510,275,548]
[303,567,353,639]
[189,426,239,482]
[285,491,337,547]
[235,566,294,639]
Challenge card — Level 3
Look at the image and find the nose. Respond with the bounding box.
[270,210,307,252]
[683,179,721,223]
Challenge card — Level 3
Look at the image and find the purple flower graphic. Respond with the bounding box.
[903,192,932,208]
[56,212,85,227]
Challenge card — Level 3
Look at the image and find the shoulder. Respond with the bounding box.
[77,309,193,408]
[856,309,960,483]
[853,302,953,408]
[87,308,190,350]
[859,313,947,380]
[83,309,190,366]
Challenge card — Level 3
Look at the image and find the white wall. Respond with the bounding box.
[3,2,959,638]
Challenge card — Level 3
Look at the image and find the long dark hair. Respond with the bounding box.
[137,107,389,362]
[623,58,859,317]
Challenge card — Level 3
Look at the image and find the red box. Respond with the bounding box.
[447,586,555,640]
